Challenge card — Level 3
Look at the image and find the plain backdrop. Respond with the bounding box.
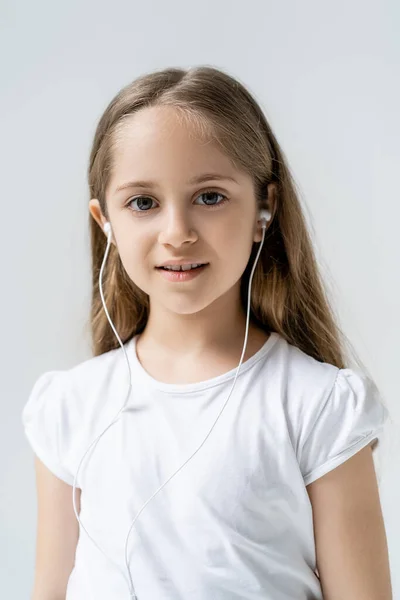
[1,0,399,597]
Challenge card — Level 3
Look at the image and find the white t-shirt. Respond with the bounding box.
[22,331,389,600]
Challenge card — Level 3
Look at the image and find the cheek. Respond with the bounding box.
[114,231,150,281]
[217,221,254,265]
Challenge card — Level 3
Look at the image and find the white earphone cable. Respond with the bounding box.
[72,210,270,599]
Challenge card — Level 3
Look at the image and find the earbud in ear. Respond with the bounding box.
[103,221,112,236]
[258,209,272,229]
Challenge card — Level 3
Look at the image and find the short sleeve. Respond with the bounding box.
[300,368,390,487]
[22,371,75,486]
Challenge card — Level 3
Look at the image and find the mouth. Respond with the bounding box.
[155,263,209,281]
[156,263,209,272]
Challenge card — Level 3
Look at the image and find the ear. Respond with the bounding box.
[253,183,276,243]
[89,199,114,244]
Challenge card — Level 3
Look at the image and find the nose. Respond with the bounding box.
[157,205,198,247]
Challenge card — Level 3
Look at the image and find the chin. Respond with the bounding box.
[163,299,213,316]
[165,288,236,317]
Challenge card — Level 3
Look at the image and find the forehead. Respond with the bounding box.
[114,105,214,150]
[109,106,243,186]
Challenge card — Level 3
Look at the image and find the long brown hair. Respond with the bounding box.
[85,65,372,377]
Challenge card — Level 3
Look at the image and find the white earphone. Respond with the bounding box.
[74,206,272,599]
[258,208,271,230]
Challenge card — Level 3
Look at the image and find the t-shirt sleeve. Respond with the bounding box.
[22,370,75,486]
[300,367,390,487]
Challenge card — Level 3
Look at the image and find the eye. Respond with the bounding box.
[126,190,228,213]
[126,196,156,212]
[195,190,228,208]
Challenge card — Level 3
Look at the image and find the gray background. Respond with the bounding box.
[1,0,398,597]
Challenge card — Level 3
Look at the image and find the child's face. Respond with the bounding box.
[90,105,264,316]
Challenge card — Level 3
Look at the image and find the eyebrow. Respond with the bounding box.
[114,173,239,193]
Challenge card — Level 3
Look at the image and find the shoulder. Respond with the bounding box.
[22,343,130,483]
[266,332,389,414]
[270,335,389,482]
[67,341,128,388]
[25,342,127,416]
[278,334,388,427]
[271,333,339,397]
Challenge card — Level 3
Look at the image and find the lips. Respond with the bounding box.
[156,259,209,268]
[156,263,208,270]
[158,264,207,271]
[157,263,209,281]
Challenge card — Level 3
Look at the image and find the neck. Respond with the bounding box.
[138,283,259,358]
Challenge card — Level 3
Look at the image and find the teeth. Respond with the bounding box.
[164,263,203,271]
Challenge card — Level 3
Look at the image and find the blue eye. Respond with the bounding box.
[196,191,227,207]
[126,190,228,212]
[127,197,155,211]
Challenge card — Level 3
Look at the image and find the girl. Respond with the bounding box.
[22,66,392,600]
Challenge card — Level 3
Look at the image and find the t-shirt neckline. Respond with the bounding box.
[125,331,279,394]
